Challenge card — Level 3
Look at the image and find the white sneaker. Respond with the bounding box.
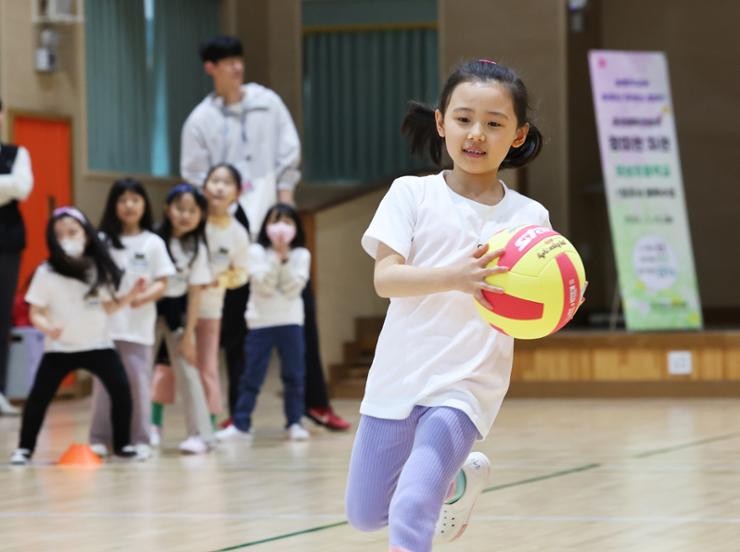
[10,448,31,465]
[134,443,153,460]
[286,423,310,441]
[178,435,210,454]
[0,393,20,416]
[150,425,162,447]
[434,452,491,543]
[215,424,253,443]
[90,443,109,457]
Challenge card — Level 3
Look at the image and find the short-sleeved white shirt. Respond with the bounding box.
[25,263,114,352]
[361,171,551,438]
[106,231,176,345]
[163,237,213,298]
[199,218,250,319]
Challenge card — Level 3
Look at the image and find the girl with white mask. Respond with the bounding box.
[11,207,144,465]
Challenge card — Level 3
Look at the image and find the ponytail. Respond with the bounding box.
[401,100,445,166]
[404,59,544,169]
[500,123,543,169]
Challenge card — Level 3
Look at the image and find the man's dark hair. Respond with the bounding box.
[0,98,3,112]
[199,35,243,63]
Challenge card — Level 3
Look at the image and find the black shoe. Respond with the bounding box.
[113,445,138,459]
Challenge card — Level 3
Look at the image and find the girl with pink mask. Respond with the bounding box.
[216,203,311,442]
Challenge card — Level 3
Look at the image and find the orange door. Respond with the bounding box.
[12,115,72,294]
[12,116,75,391]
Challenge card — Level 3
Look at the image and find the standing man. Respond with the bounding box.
[0,98,34,416]
[181,35,350,431]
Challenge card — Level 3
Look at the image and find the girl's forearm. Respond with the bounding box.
[184,286,202,335]
[374,263,456,298]
[133,279,167,306]
[29,308,55,334]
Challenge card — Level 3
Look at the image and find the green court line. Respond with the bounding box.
[213,521,349,551]
[211,462,600,551]
[214,431,740,550]
[633,431,740,458]
[482,463,602,494]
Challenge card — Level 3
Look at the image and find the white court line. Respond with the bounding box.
[0,511,343,521]
[472,515,740,525]
[2,512,740,526]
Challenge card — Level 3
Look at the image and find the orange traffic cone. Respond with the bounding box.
[57,443,103,467]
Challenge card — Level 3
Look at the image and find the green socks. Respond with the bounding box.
[446,470,467,504]
[210,414,217,430]
[151,402,164,427]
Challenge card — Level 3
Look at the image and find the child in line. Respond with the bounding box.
[151,183,214,454]
[88,179,175,459]
[344,60,580,551]
[217,203,311,442]
[11,207,143,465]
[151,164,249,430]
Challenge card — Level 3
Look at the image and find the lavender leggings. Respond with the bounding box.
[345,406,479,552]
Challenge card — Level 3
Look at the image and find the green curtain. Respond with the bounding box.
[152,0,219,177]
[85,0,219,177]
[86,0,149,173]
[303,28,439,183]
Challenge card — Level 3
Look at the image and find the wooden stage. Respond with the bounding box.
[510,330,740,397]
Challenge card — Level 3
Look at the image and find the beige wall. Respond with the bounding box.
[438,0,570,232]
[226,0,303,130]
[314,189,389,371]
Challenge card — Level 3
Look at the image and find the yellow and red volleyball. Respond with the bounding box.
[475,225,586,340]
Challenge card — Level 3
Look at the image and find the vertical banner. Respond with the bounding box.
[588,50,702,330]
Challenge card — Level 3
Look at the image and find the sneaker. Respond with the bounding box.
[434,452,491,543]
[134,443,153,460]
[178,435,211,454]
[90,443,109,457]
[113,445,138,459]
[286,423,310,441]
[150,425,162,447]
[306,407,351,431]
[219,417,233,429]
[10,448,31,465]
[215,424,253,443]
[0,393,20,416]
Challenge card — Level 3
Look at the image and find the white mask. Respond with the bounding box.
[59,238,85,258]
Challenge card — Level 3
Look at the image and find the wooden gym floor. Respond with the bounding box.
[3,369,740,551]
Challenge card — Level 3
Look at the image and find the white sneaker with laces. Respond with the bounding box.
[434,452,491,543]
[178,435,210,454]
[215,424,253,442]
[10,448,31,465]
[150,425,162,447]
[90,443,109,457]
[287,423,310,441]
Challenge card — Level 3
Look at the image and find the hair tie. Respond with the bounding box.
[52,206,87,224]
[166,182,198,202]
[479,58,497,65]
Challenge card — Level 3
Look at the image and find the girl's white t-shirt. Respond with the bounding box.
[106,231,176,345]
[25,263,114,352]
[245,244,310,329]
[361,172,551,438]
[164,237,213,297]
[199,218,250,319]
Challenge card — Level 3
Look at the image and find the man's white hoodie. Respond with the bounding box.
[180,83,301,233]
